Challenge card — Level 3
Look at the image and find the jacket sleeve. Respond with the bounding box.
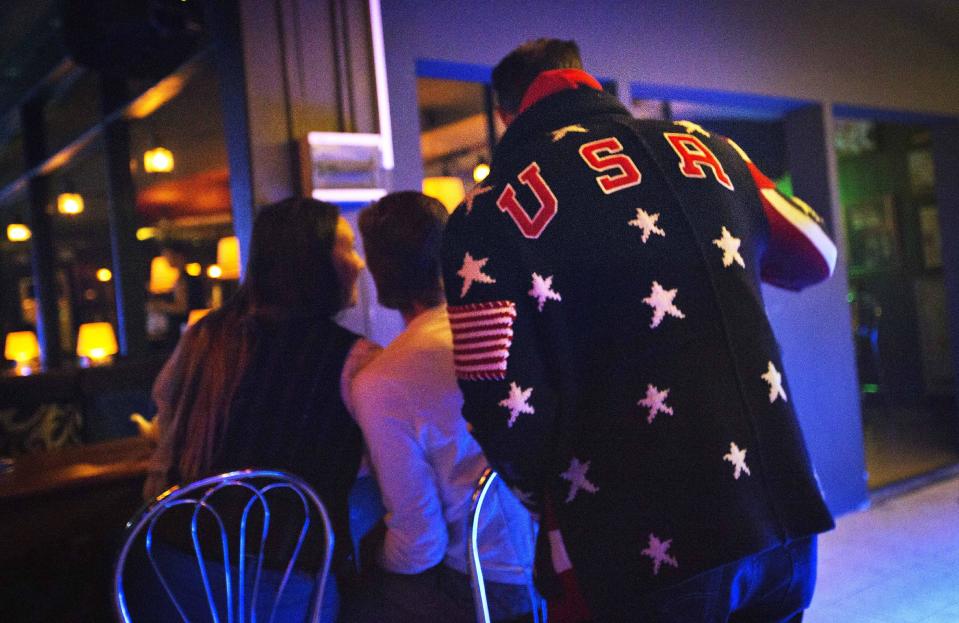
[726,138,837,291]
[441,191,560,513]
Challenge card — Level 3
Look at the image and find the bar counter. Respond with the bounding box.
[0,436,152,622]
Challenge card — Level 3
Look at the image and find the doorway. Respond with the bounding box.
[834,116,959,489]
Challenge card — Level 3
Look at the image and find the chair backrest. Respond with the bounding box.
[114,469,334,623]
[466,467,545,623]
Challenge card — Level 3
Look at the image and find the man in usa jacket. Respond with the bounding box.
[441,38,836,622]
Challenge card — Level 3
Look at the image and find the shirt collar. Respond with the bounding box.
[517,68,603,114]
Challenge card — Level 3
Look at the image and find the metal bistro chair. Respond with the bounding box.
[467,468,546,623]
[114,469,334,623]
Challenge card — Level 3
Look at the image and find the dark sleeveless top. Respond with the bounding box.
[210,313,362,565]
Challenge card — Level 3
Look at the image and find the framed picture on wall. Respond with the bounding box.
[918,205,943,270]
[907,150,935,196]
[845,194,898,275]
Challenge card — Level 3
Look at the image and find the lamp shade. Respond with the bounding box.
[422,176,465,213]
[76,322,118,360]
[149,255,180,294]
[187,308,211,326]
[216,236,241,280]
[4,330,39,362]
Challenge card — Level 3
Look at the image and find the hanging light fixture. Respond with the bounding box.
[144,146,174,173]
[6,221,31,242]
[57,192,85,215]
[144,132,175,173]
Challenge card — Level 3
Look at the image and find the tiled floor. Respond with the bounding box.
[805,472,959,622]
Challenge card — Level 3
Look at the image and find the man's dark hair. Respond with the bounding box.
[359,191,448,313]
[491,38,583,114]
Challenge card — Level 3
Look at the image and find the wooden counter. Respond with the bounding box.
[0,436,152,622]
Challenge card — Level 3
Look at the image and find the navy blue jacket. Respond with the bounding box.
[441,79,835,618]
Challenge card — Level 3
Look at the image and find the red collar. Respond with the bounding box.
[518,69,603,114]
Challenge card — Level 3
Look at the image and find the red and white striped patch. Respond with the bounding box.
[448,300,516,381]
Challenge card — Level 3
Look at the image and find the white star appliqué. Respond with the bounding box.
[723,442,751,480]
[641,533,679,575]
[628,208,666,243]
[528,272,562,311]
[560,458,599,503]
[551,124,588,142]
[643,281,686,329]
[761,361,788,403]
[498,382,535,428]
[457,252,496,298]
[712,226,745,269]
[464,184,492,214]
[637,384,674,424]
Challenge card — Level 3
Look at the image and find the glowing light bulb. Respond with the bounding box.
[185,262,202,276]
[207,265,223,279]
[143,146,175,173]
[57,193,85,215]
[473,162,490,183]
[7,223,31,242]
[96,268,113,282]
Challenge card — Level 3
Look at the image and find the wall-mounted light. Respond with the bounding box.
[57,192,85,215]
[149,255,180,293]
[422,176,466,213]
[143,145,175,173]
[76,322,118,367]
[473,162,491,183]
[216,236,241,280]
[96,268,113,282]
[6,222,31,242]
[4,330,40,376]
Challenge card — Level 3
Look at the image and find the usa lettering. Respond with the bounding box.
[497,162,559,239]
[578,137,642,194]
[495,132,733,238]
[663,132,734,191]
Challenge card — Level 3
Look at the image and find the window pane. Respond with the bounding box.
[128,56,232,351]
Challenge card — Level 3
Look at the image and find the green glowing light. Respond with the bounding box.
[862,383,879,394]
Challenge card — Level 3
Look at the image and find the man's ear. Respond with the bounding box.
[496,106,516,128]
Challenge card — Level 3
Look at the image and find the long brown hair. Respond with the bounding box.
[173,197,344,481]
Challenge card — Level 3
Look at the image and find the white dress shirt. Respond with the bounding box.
[351,305,534,584]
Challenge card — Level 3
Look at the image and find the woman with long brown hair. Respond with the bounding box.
[141,197,377,620]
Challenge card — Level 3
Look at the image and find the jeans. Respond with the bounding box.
[340,563,533,623]
[122,541,339,623]
[635,536,817,623]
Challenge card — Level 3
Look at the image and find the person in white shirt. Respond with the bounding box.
[342,191,535,623]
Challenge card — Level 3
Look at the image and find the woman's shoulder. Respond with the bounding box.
[340,337,383,414]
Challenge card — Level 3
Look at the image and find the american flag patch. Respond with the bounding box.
[448,300,516,381]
